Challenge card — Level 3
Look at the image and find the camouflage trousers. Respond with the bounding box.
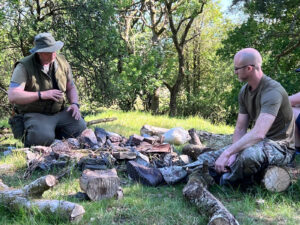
[192,139,294,186]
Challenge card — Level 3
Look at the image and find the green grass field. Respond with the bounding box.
[1,110,300,225]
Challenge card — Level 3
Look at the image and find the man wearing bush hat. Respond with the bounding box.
[8,32,86,147]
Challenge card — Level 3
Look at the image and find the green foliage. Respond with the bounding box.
[219,0,300,96]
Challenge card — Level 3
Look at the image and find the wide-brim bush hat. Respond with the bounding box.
[29,33,64,53]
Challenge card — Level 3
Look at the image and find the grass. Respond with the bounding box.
[0,109,300,225]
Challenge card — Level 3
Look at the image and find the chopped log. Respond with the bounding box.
[0,175,85,222]
[113,151,137,160]
[183,163,239,225]
[22,175,57,198]
[182,145,213,161]
[136,142,172,153]
[262,166,291,192]
[86,117,117,126]
[188,128,203,146]
[140,124,169,137]
[80,168,120,201]
[5,197,85,222]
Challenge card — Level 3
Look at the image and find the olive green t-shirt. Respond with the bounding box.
[239,75,295,150]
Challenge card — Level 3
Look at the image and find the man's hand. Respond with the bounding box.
[215,151,231,173]
[227,153,237,167]
[67,104,81,120]
[41,89,64,102]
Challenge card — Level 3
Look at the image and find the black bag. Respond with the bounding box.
[9,114,25,139]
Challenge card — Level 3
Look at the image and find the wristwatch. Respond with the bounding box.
[71,103,80,109]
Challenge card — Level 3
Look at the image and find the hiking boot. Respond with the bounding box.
[126,161,163,186]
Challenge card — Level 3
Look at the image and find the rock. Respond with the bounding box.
[159,166,187,184]
[79,129,99,149]
[94,127,108,145]
[126,161,163,186]
[67,138,81,149]
[107,132,123,143]
[51,140,70,152]
[178,154,192,165]
[127,134,144,146]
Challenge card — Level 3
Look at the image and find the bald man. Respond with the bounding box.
[185,48,295,187]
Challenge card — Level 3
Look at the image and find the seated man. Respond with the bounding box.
[186,48,295,186]
[8,33,86,147]
[288,67,300,153]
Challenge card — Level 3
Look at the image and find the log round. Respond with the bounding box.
[80,168,120,201]
[23,175,57,198]
[262,166,291,192]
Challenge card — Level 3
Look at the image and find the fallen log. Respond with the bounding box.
[86,117,117,126]
[0,175,85,222]
[140,124,168,137]
[262,166,291,192]
[183,164,239,225]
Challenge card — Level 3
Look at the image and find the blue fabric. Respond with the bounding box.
[296,114,300,131]
[9,82,21,88]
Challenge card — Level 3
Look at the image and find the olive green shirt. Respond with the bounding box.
[239,75,295,150]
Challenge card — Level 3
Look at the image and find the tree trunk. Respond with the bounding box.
[150,87,160,114]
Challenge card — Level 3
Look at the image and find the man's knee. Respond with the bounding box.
[238,143,267,175]
[25,128,55,146]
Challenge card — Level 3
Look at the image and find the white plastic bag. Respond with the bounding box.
[162,127,191,145]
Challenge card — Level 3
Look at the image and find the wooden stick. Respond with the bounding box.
[86,117,117,126]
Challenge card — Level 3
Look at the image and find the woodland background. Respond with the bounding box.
[0,0,299,124]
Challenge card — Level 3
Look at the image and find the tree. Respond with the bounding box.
[219,0,300,94]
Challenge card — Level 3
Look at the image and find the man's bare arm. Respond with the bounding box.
[66,80,81,120]
[232,113,249,143]
[289,93,300,106]
[66,80,79,104]
[215,113,276,173]
[8,82,63,105]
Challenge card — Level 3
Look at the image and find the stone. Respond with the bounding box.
[159,166,187,184]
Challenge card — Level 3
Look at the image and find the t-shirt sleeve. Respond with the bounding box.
[260,90,282,116]
[11,63,27,84]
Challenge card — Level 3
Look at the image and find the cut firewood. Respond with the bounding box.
[183,163,239,225]
[140,124,169,137]
[5,197,85,222]
[136,142,172,153]
[0,175,85,222]
[182,145,213,161]
[80,168,120,201]
[188,128,203,146]
[113,151,137,160]
[22,175,57,198]
[86,117,117,126]
[262,166,291,192]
